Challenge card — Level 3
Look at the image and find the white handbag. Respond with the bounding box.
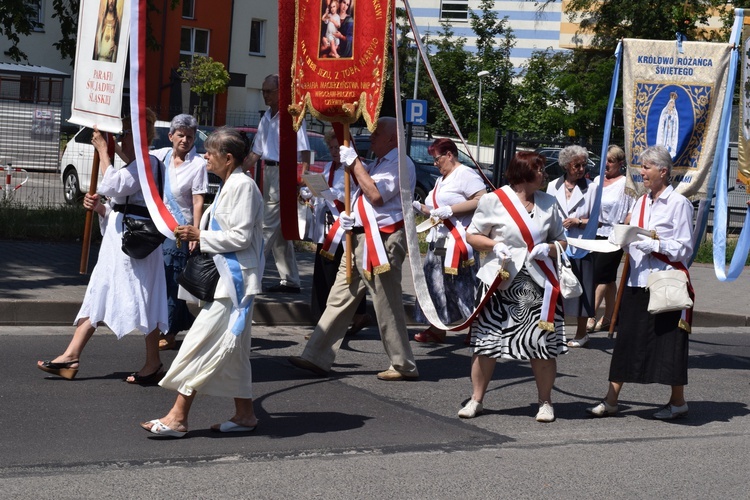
[554,241,583,299]
[646,269,693,314]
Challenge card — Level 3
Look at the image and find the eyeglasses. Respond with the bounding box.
[570,162,587,170]
[261,88,278,94]
[432,154,445,164]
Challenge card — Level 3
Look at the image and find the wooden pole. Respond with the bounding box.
[79,148,100,274]
[609,254,630,338]
[343,124,352,284]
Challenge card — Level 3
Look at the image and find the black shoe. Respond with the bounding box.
[265,284,301,293]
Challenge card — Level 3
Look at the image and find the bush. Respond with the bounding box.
[0,200,101,242]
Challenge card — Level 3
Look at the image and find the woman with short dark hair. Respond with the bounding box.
[412,138,485,343]
[459,151,567,422]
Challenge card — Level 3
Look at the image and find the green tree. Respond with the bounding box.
[468,0,516,141]
[177,55,230,125]
[509,49,574,137]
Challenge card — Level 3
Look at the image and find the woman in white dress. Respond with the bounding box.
[37,109,168,383]
[546,145,596,347]
[586,145,634,332]
[142,127,264,438]
[153,114,208,351]
[412,138,486,343]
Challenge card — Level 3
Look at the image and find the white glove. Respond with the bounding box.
[299,187,313,201]
[430,206,453,220]
[412,201,423,213]
[633,234,659,254]
[493,242,511,260]
[339,212,355,231]
[528,243,551,260]
[339,146,358,167]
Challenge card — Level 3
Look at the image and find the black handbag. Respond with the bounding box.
[120,157,166,259]
[178,250,220,301]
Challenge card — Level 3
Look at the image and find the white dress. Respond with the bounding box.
[75,158,168,338]
[160,169,264,399]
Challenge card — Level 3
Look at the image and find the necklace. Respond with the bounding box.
[523,200,534,212]
[565,183,575,192]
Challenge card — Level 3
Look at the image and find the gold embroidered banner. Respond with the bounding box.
[290,0,390,131]
[737,24,750,190]
[622,39,732,200]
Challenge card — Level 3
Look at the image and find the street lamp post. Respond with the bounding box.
[476,70,490,160]
[405,32,424,100]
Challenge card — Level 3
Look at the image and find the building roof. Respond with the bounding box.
[0,62,69,78]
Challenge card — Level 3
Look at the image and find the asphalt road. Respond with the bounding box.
[1,324,749,498]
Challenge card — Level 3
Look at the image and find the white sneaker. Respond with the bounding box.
[458,399,483,418]
[536,401,555,422]
[653,403,688,420]
[586,400,619,418]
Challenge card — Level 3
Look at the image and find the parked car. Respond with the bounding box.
[352,134,491,202]
[60,121,210,204]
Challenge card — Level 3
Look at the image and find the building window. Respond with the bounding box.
[249,19,265,56]
[28,0,44,31]
[440,0,469,21]
[182,0,195,19]
[180,27,210,65]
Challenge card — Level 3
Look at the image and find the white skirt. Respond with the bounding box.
[75,210,168,338]
[160,297,254,399]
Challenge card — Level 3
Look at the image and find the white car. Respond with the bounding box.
[60,121,210,204]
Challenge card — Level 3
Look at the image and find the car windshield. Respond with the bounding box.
[409,140,475,166]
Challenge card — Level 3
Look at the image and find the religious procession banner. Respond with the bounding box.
[70,0,130,133]
[290,0,391,131]
[623,39,732,200]
[736,24,750,190]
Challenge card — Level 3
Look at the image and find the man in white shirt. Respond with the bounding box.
[245,74,311,293]
[289,117,419,381]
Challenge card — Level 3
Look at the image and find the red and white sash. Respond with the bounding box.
[128,0,177,238]
[636,195,694,332]
[431,186,475,275]
[496,186,560,331]
[319,164,347,260]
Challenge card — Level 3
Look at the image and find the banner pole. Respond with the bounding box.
[609,255,630,338]
[79,149,100,274]
[344,124,352,284]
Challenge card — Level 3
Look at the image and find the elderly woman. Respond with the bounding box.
[587,145,694,420]
[37,110,168,383]
[546,145,595,347]
[587,145,634,332]
[412,138,486,343]
[153,114,208,351]
[309,129,370,331]
[142,127,264,437]
[459,151,567,423]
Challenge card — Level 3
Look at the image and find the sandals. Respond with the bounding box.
[586,317,597,333]
[595,317,612,332]
[37,359,79,380]
[158,335,177,351]
[414,328,446,343]
[125,364,164,385]
[141,419,187,438]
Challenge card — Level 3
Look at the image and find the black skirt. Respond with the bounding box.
[592,237,623,284]
[609,287,689,386]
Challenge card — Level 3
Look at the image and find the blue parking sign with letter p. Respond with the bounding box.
[406,99,428,125]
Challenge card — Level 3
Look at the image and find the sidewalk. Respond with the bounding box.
[0,239,748,327]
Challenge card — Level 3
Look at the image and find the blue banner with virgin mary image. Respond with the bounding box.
[622,39,732,200]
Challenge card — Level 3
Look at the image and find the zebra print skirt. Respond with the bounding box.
[470,268,568,360]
